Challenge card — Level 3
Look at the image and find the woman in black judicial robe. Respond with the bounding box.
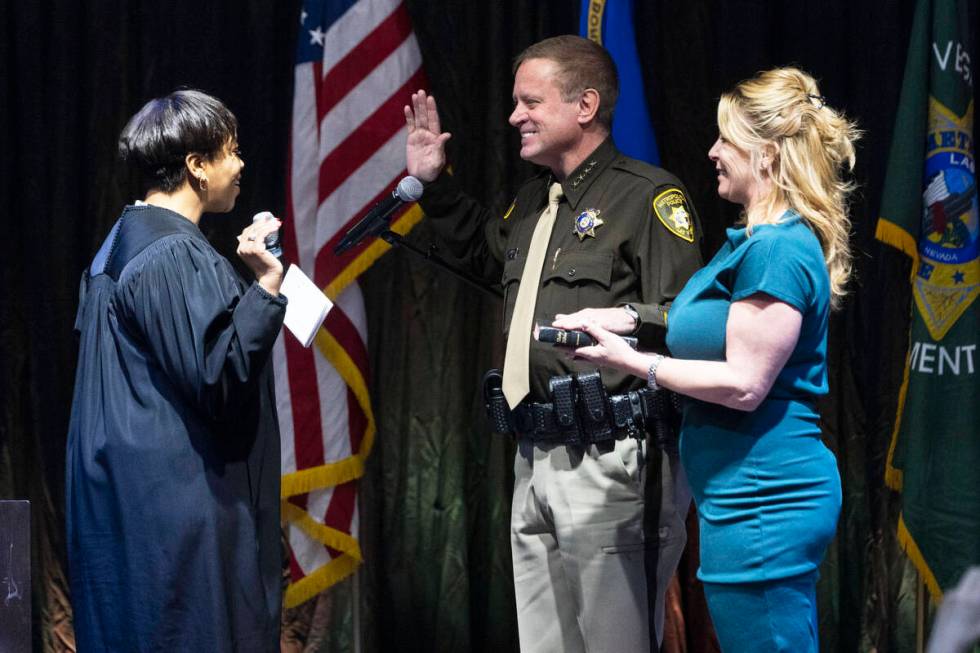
[66,90,287,651]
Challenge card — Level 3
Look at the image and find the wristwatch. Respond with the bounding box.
[622,304,641,336]
[647,354,665,391]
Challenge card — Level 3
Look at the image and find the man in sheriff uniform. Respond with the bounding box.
[404,35,702,652]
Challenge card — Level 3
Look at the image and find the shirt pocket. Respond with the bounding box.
[540,250,615,319]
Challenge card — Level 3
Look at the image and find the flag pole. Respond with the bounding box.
[353,567,362,653]
[915,571,926,653]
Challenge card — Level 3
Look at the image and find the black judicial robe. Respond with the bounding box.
[66,205,286,652]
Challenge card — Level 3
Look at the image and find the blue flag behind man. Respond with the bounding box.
[579,0,660,164]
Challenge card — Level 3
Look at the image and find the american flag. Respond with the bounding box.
[274,0,427,608]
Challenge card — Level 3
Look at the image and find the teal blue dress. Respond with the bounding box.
[666,211,841,650]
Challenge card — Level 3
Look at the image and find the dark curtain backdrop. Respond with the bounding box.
[2,1,975,651]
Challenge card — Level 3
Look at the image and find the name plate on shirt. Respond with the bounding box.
[280,264,333,347]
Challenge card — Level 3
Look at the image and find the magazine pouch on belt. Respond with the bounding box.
[576,371,613,443]
[549,374,581,446]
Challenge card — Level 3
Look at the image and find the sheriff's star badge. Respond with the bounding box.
[574,208,603,241]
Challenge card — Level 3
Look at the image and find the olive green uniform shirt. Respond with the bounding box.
[420,138,703,402]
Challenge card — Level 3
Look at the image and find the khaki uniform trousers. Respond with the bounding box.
[511,434,689,652]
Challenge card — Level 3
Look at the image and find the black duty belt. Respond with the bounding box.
[483,369,680,451]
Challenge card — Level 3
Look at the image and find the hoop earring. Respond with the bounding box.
[199,176,209,192]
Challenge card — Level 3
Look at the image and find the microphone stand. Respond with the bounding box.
[377,230,503,299]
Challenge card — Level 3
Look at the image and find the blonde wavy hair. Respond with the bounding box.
[718,67,860,309]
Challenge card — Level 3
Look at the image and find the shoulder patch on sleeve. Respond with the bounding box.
[652,188,695,242]
[502,200,516,220]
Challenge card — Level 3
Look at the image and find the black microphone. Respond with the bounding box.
[334,176,424,255]
[252,211,282,258]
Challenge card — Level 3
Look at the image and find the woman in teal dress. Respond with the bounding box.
[554,68,860,651]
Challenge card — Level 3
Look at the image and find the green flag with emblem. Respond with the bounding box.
[875,0,979,599]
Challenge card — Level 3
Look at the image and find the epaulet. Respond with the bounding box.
[502,169,549,220]
[611,156,682,189]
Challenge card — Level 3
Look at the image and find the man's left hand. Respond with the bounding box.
[553,307,636,334]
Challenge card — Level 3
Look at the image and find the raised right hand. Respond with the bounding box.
[404,90,451,183]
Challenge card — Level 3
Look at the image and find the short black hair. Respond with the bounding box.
[118,89,238,193]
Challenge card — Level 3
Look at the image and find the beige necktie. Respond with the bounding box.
[502,181,563,408]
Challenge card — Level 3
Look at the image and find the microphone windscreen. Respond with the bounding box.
[252,211,276,223]
[395,176,424,202]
